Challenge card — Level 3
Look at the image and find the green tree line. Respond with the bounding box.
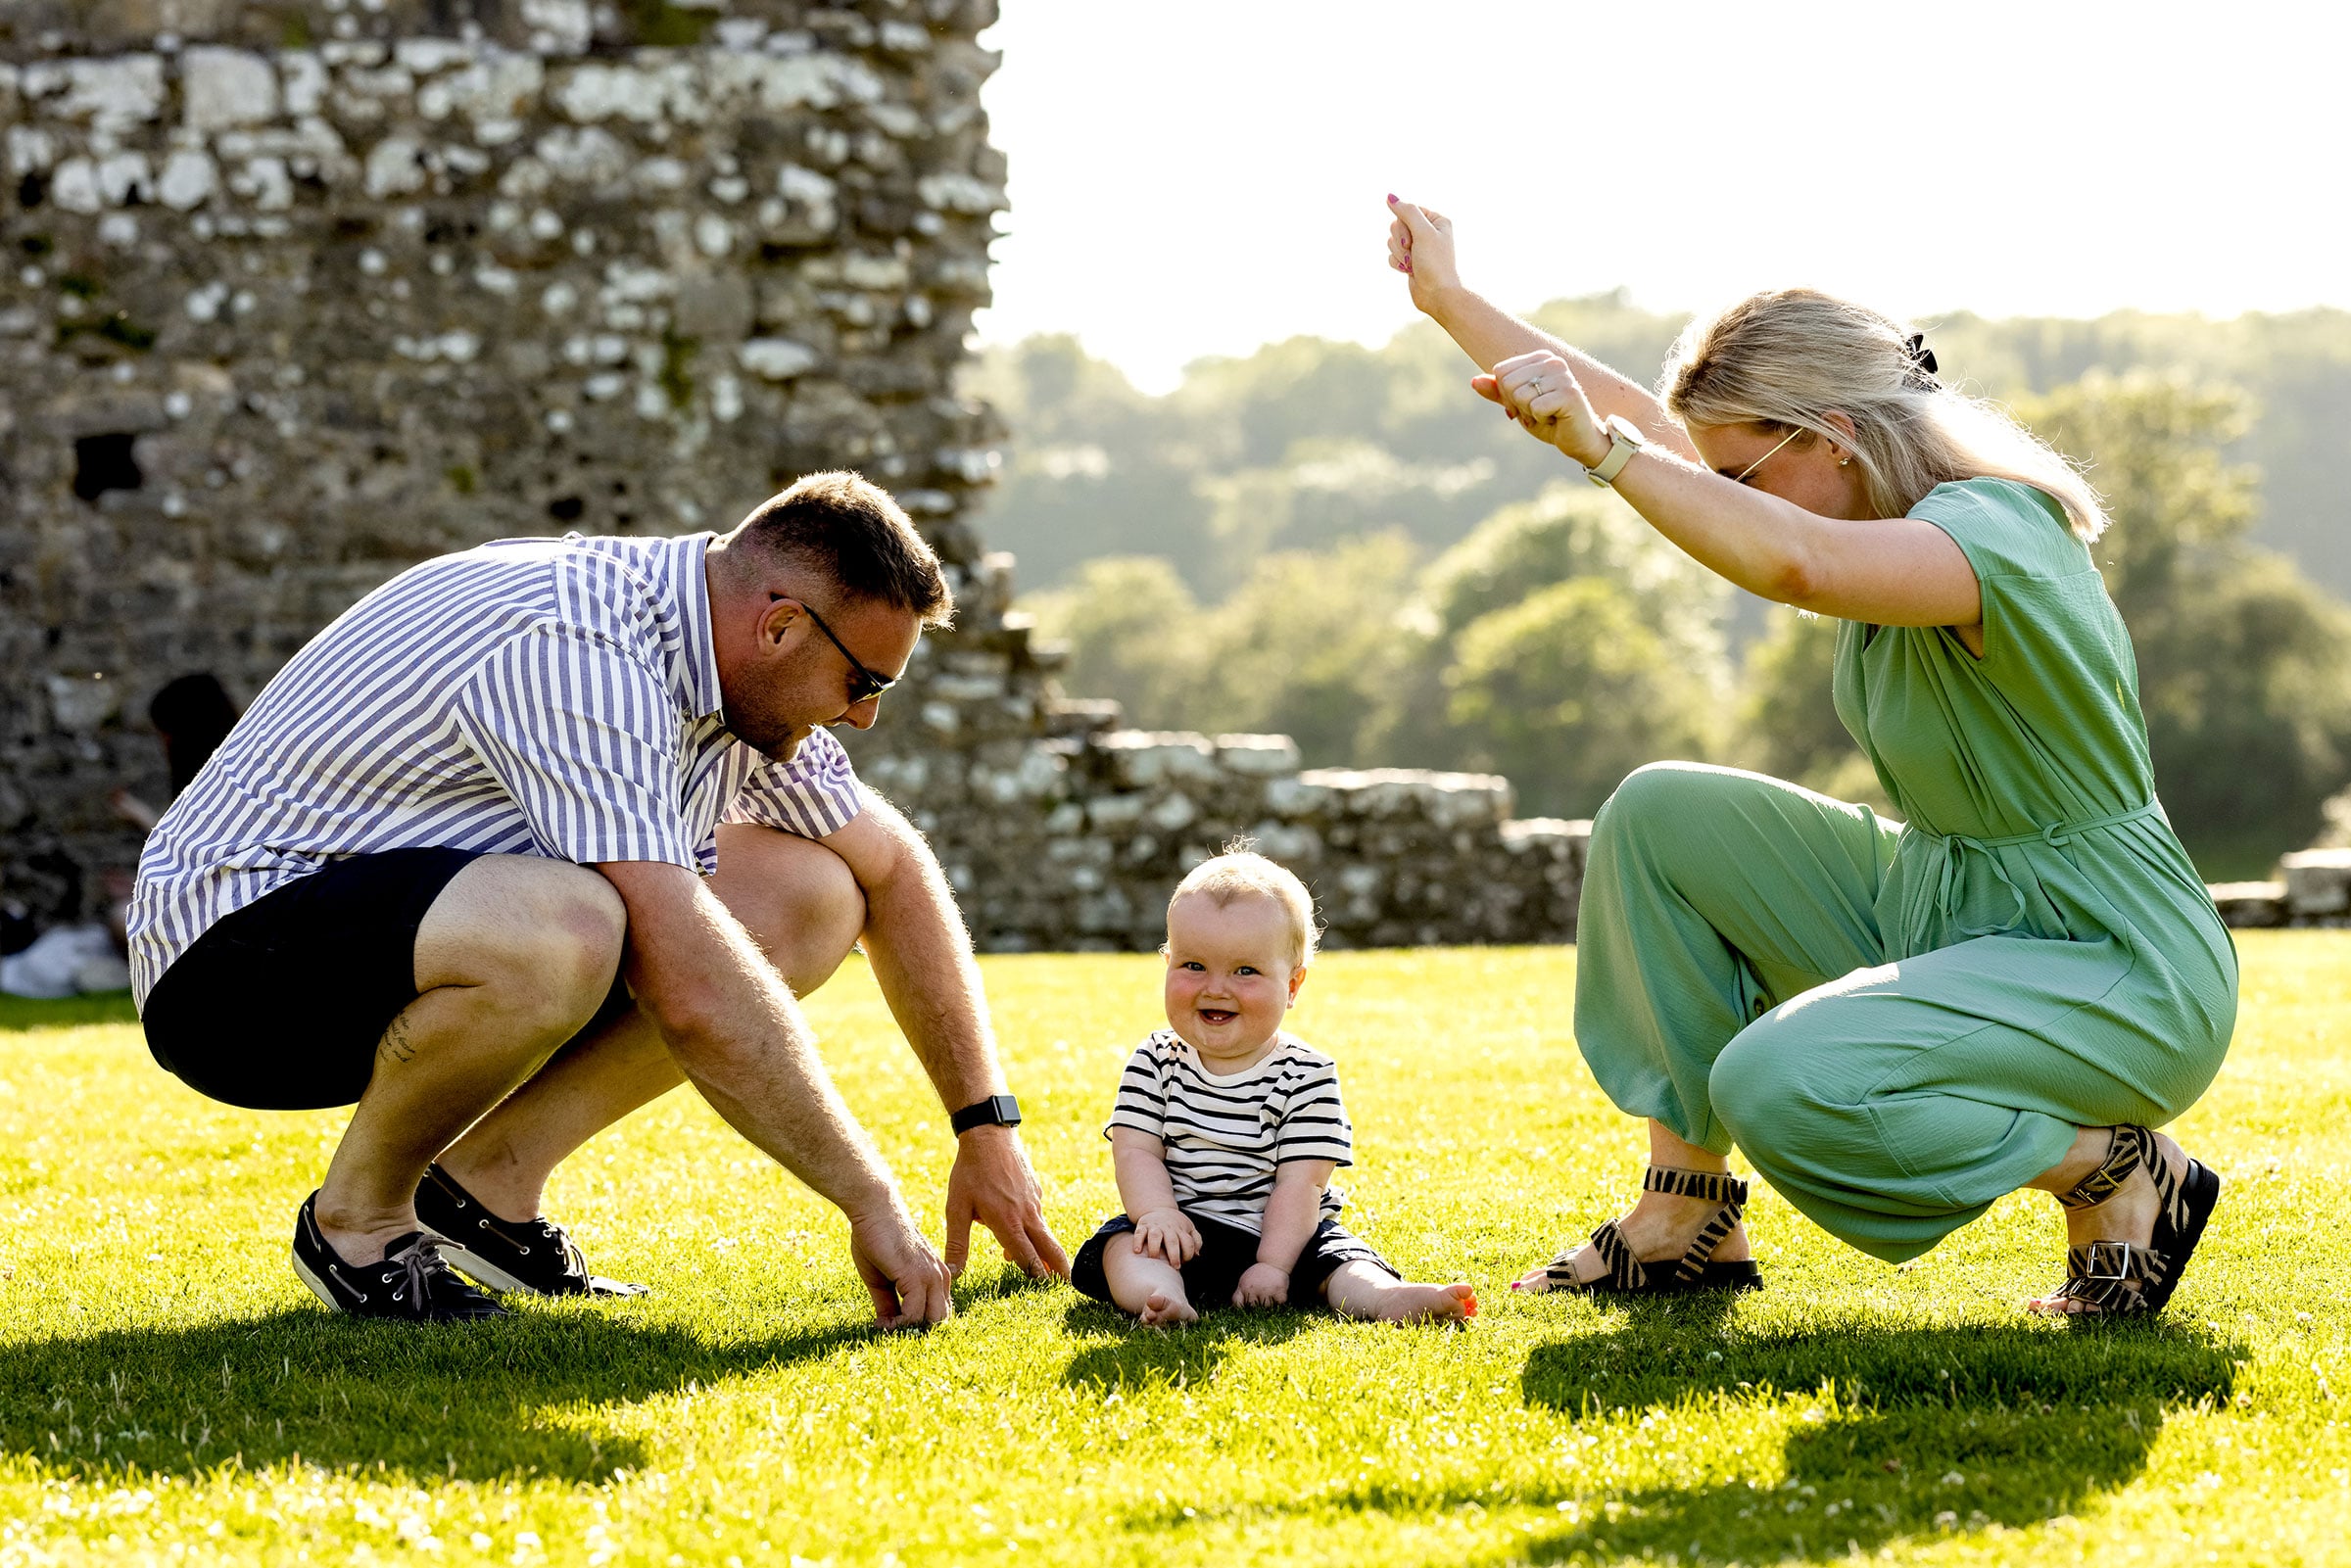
[978,302,2351,878]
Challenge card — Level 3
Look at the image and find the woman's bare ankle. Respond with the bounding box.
[2057,1131,2183,1246]
[1645,1119,1729,1173]
[1619,1191,1751,1263]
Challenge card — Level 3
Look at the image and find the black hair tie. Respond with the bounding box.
[1904,331,1940,387]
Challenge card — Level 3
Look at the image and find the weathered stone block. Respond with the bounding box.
[1215,733,1301,776]
[1500,817,1591,857]
[1085,793,1149,831]
[2280,850,2351,916]
[180,46,275,129]
[1095,731,1218,790]
[2207,880,2288,928]
[1263,775,1331,819]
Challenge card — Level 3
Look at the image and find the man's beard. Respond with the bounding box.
[724,644,820,759]
[731,711,805,761]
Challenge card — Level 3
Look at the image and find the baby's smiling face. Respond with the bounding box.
[1162,890,1306,1069]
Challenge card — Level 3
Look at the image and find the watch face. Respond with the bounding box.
[956,1094,1021,1131]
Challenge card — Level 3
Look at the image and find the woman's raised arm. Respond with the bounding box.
[1386,198,1702,464]
[1489,350,1983,632]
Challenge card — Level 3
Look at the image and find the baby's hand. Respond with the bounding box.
[1131,1208,1201,1264]
[1232,1261,1291,1308]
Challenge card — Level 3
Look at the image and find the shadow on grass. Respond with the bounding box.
[1486,1293,2246,1563]
[0,991,139,1032]
[0,1305,873,1486]
[952,1261,1069,1310]
[1116,1293,2245,1564]
[1059,1298,1316,1392]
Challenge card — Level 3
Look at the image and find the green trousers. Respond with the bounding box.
[1573,763,2235,1262]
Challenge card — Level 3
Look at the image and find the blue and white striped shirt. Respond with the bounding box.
[1106,1030,1354,1232]
[127,531,865,1005]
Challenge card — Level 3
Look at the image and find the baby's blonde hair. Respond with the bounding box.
[1168,839,1319,968]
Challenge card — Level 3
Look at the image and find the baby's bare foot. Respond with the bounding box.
[1138,1289,1198,1327]
[1367,1281,1478,1323]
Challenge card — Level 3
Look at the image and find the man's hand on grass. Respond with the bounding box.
[847,1203,952,1330]
[1232,1262,1290,1308]
[942,1123,1071,1280]
[1130,1207,1201,1265]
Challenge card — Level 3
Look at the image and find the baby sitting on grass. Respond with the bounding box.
[1070,845,1478,1326]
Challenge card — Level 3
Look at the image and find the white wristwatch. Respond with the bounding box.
[1585,413,1647,489]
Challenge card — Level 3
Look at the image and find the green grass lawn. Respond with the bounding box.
[3,935,2347,1566]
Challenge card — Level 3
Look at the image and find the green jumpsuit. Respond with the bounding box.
[1573,478,2237,1262]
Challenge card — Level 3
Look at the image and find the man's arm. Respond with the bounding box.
[822,790,1071,1279]
[595,857,950,1329]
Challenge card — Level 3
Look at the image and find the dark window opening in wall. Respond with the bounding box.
[547,496,585,522]
[73,433,143,501]
[18,172,47,209]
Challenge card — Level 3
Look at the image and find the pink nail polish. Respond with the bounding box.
[1386,193,1398,205]
[1402,261,1414,273]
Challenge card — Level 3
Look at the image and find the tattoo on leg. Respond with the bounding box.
[380,1014,418,1065]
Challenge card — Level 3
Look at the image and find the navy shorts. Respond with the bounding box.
[141,848,631,1112]
[1070,1208,1396,1312]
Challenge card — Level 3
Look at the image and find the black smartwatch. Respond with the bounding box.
[950,1093,1023,1134]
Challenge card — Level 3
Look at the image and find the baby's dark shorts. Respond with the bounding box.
[1070,1208,1397,1311]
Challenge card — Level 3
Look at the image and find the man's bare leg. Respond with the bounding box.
[436,826,868,1221]
[314,856,627,1264]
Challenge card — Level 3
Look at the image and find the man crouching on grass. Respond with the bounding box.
[126,472,1067,1324]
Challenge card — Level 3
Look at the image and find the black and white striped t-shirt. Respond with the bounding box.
[126,531,864,1005]
[1105,1029,1355,1233]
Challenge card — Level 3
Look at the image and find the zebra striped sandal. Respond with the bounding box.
[1535,1165,1764,1295]
[2035,1124,2222,1317]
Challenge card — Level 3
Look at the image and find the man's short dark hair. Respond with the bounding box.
[731,471,954,627]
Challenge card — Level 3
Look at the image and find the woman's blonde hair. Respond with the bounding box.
[1662,288,2107,541]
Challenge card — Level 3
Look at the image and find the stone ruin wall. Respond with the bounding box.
[0,0,1590,955]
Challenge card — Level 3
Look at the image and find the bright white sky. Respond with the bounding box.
[973,1,2351,393]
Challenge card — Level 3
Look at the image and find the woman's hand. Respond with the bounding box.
[1131,1207,1201,1264]
[1385,196,1462,315]
[1476,350,1609,468]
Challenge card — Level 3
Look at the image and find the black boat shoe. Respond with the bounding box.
[414,1163,648,1298]
[290,1193,505,1322]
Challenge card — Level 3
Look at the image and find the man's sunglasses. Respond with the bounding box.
[773,594,897,703]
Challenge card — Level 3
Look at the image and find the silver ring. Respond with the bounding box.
[1529,377,1547,397]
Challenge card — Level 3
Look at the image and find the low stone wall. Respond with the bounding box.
[855,711,1589,952]
[2209,850,2351,928]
